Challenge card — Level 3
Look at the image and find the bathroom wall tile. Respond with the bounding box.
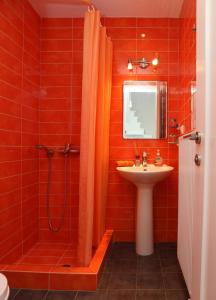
[0,0,39,264]
[179,0,196,133]
[112,40,137,51]
[41,76,71,88]
[0,17,23,47]
[41,52,73,63]
[73,18,84,27]
[38,17,83,244]
[41,18,72,28]
[39,230,71,243]
[4,271,49,290]
[0,1,22,29]
[107,28,137,39]
[73,28,83,40]
[0,246,23,265]
[137,27,169,39]
[50,273,97,290]
[137,18,169,27]
[41,27,72,40]
[41,63,72,75]
[104,18,137,28]
[137,39,169,51]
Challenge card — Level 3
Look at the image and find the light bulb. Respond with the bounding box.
[151,57,159,67]
[128,60,133,70]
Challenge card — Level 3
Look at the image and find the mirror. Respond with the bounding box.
[123,81,167,139]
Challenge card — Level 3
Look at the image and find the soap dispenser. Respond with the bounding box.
[135,154,141,166]
[154,149,163,166]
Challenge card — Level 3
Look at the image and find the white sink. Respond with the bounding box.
[117,164,174,186]
[117,164,174,256]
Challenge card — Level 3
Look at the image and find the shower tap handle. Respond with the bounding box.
[69,144,80,154]
[69,148,80,154]
[59,144,80,155]
[64,143,71,152]
[59,144,71,155]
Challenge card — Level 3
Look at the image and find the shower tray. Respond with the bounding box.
[0,230,113,291]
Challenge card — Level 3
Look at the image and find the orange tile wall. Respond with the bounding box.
[179,0,196,133]
[39,18,83,243]
[104,18,180,242]
[0,0,40,263]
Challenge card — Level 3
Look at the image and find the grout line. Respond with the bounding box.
[55,244,71,267]
[42,290,49,300]
[159,249,167,299]
[74,290,79,299]
[135,245,138,300]
[48,269,51,293]
[11,288,21,299]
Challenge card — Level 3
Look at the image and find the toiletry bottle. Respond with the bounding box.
[142,151,148,167]
[135,155,141,166]
[154,149,163,166]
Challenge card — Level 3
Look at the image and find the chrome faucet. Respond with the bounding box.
[142,151,148,168]
[59,144,80,156]
[59,144,73,156]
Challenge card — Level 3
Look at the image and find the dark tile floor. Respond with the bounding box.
[8,243,189,300]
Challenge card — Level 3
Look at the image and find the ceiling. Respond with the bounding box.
[28,0,184,18]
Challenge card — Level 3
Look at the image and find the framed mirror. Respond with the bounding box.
[123,81,167,139]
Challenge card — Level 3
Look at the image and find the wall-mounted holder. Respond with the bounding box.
[168,134,179,145]
[168,118,180,130]
[168,118,180,145]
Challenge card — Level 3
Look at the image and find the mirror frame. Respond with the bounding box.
[122,80,168,139]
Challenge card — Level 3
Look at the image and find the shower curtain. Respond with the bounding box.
[78,10,113,266]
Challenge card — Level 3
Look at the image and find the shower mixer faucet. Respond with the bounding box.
[35,144,54,157]
[59,144,80,156]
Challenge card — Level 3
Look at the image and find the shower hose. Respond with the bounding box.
[46,154,68,232]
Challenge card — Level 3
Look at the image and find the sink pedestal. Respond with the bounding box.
[116,165,174,256]
[136,184,154,255]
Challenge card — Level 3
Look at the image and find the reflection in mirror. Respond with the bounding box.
[123,81,167,139]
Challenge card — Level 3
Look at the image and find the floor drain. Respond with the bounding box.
[62,264,71,267]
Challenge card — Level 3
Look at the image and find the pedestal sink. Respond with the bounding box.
[117,164,174,256]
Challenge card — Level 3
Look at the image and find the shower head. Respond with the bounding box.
[36,144,54,157]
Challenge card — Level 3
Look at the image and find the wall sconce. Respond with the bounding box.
[128,55,159,70]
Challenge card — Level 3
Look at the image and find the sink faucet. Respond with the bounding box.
[142,152,148,168]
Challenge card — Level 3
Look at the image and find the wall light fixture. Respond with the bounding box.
[128,55,159,70]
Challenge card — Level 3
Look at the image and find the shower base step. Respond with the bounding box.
[0,230,113,291]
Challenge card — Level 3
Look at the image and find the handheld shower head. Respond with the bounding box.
[35,144,54,157]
